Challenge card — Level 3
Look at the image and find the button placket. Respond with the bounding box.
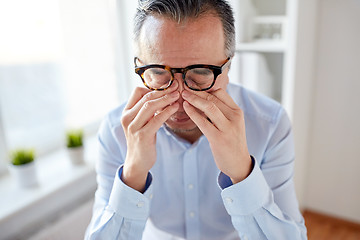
[183,148,200,240]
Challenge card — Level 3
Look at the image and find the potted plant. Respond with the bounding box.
[8,149,38,188]
[66,129,85,165]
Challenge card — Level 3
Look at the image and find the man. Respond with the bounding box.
[85,0,307,239]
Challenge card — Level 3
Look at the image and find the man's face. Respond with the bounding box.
[138,14,230,133]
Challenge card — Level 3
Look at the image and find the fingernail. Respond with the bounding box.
[182,90,190,98]
[170,91,179,98]
[170,80,178,89]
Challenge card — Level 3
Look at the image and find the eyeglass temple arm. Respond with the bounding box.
[222,57,232,69]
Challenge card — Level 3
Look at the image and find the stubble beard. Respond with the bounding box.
[165,124,199,134]
[164,118,199,132]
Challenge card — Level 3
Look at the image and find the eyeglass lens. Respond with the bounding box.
[143,67,214,90]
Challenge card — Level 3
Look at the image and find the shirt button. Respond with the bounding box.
[149,194,153,199]
[136,201,145,208]
[243,235,248,240]
[189,211,195,218]
[188,184,194,190]
[225,197,233,203]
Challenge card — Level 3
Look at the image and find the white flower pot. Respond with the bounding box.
[8,161,38,188]
[67,146,85,165]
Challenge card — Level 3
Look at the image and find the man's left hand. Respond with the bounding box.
[182,88,252,184]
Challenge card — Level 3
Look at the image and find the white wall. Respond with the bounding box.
[304,0,360,222]
[291,0,318,210]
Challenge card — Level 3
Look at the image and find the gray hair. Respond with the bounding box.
[134,0,235,58]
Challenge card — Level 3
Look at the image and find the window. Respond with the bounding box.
[0,0,135,173]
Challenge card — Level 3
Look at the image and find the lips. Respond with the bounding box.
[170,113,190,123]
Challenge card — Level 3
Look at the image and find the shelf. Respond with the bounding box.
[253,15,287,24]
[236,40,286,53]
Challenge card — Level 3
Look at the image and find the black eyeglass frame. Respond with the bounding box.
[134,57,231,91]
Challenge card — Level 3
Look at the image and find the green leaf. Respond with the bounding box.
[10,149,35,165]
[66,129,83,148]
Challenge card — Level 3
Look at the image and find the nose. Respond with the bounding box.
[173,73,185,93]
[173,73,185,110]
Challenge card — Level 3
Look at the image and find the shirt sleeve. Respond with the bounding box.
[84,115,153,240]
[218,108,307,240]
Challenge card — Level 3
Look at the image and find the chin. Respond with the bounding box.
[164,118,198,133]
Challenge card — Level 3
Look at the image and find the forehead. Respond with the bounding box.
[137,14,226,66]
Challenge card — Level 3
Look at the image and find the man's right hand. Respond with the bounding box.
[120,81,180,192]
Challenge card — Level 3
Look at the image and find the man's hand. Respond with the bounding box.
[121,82,180,192]
[182,88,252,184]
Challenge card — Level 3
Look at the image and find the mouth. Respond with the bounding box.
[169,114,191,123]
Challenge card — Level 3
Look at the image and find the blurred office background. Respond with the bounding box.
[0,0,359,239]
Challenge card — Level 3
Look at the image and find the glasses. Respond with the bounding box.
[134,57,231,91]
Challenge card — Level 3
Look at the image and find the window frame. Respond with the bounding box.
[0,111,8,176]
[0,0,130,175]
[0,1,139,238]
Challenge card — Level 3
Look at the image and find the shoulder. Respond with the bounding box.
[96,102,128,142]
[103,102,127,129]
[97,102,128,154]
[227,82,284,125]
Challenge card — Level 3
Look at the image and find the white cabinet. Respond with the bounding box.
[228,0,297,115]
[229,0,317,208]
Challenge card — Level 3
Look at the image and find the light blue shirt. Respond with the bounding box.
[85,83,307,240]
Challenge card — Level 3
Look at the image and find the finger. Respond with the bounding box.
[182,90,228,130]
[183,101,217,138]
[129,90,180,130]
[125,87,151,110]
[211,88,240,110]
[183,89,235,120]
[125,81,179,122]
[144,102,180,135]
